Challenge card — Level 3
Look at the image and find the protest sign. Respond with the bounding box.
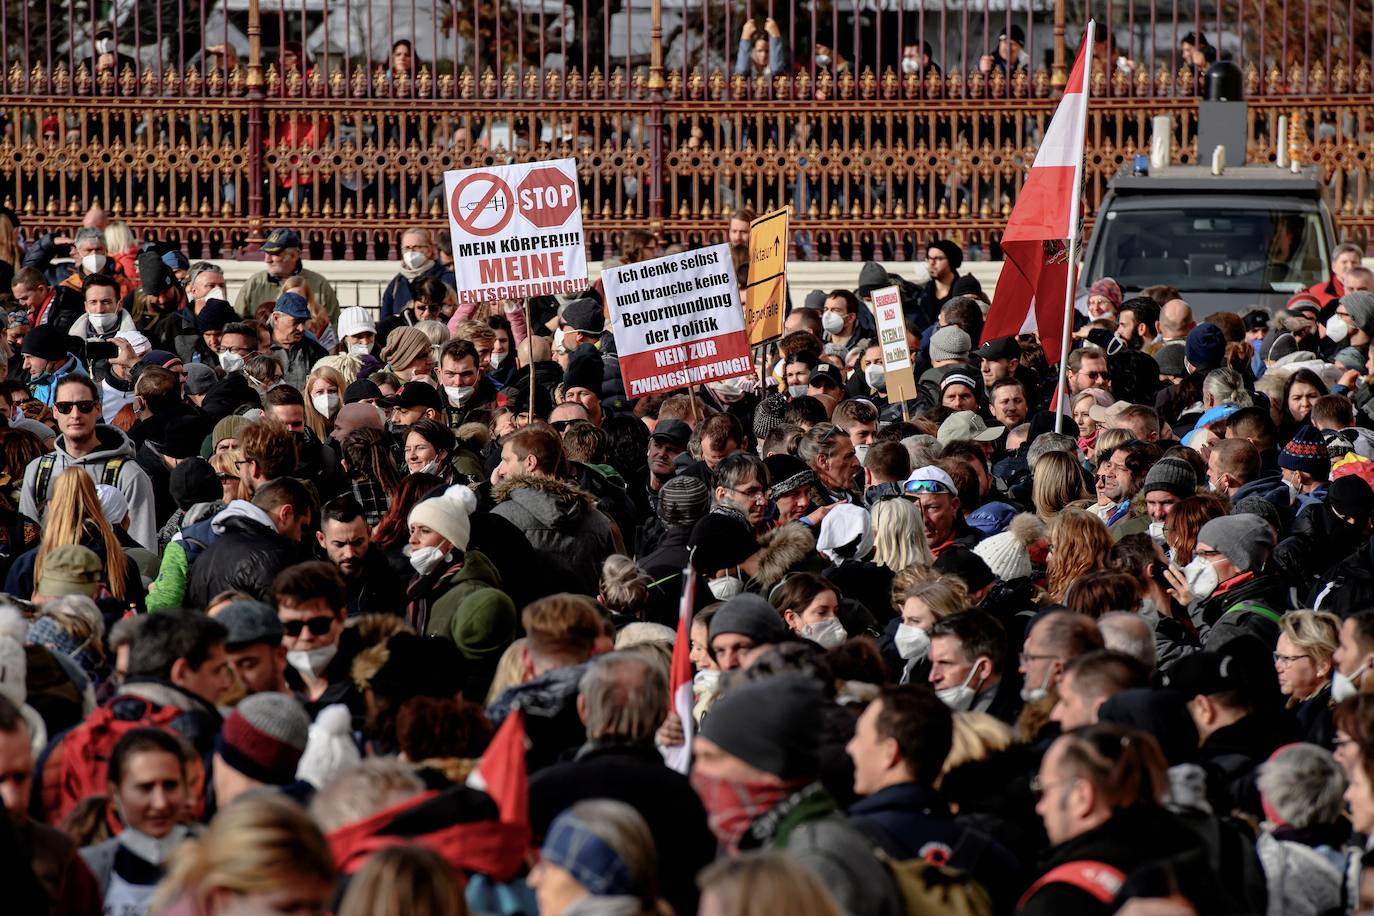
[872,285,917,403]
[603,244,752,398]
[742,207,788,345]
[443,158,588,304]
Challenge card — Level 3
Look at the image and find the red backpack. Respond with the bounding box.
[52,699,183,825]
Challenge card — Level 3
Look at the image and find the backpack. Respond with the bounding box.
[34,454,126,516]
[1015,860,1126,912]
[52,697,182,824]
[876,847,994,916]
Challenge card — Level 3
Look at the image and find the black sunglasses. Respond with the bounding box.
[281,616,335,637]
[54,400,97,415]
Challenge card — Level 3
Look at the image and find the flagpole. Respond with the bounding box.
[1054,19,1095,435]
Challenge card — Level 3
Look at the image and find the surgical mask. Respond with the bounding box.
[787,383,808,398]
[88,312,118,334]
[801,618,848,649]
[205,285,227,303]
[311,393,339,417]
[936,661,982,711]
[402,250,430,270]
[1333,663,1367,703]
[821,310,845,335]
[1283,475,1301,503]
[854,444,870,466]
[415,459,441,476]
[81,253,109,275]
[894,623,930,661]
[286,643,338,678]
[220,350,244,373]
[489,349,508,368]
[350,344,371,357]
[902,57,920,75]
[816,53,831,67]
[445,385,474,406]
[707,576,745,600]
[1147,520,1167,546]
[865,364,886,390]
[694,668,722,695]
[1020,665,1055,704]
[1326,315,1350,343]
[1182,555,1219,601]
[552,327,567,354]
[408,545,448,576]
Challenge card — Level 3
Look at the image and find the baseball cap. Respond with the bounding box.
[971,336,1021,361]
[903,466,957,497]
[273,292,311,321]
[1160,650,1244,697]
[261,227,302,254]
[378,381,443,411]
[1087,400,1133,425]
[650,418,691,449]
[36,545,103,598]
[937,411,1005,446]
[344,378,385,404]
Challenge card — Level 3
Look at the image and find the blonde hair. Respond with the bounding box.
[697,851,845,916]
[303,365,347,440]
[211,448,247,502]
[151,794,334,914]
[870,499,934,572]
[938,711,1014,784]
[1094,428,1133,466]
[452,319,496,347]
[890,567,969,621]
[34,468,128,599]
[1032,450,1088,519]
[336,846,466,916]
[103,219,137,254]
[485,637,528,705]
[1046,508,1113,602]
[1280,609,1340,676]
[599,555,650,618]
[34,595,105,663]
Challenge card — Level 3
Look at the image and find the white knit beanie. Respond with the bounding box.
[0,606,48,757]
[972,513,1043,582]
[295,704,362,789]
[406,485,479,553]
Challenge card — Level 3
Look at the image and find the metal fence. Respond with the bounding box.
[0,0,1370,261]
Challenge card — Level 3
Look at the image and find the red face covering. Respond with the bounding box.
[690,770,802,852]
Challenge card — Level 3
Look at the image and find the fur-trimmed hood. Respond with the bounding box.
[492,473,597,527]
[751,522,819,589]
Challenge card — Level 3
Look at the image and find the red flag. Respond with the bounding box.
[469,708,529,830]
[661,565,696,774]
[982,23,1095,372]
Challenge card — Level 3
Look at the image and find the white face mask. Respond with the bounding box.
[1182,555,1219,601]
[1147,520,1167,546]
[489,350,508,368]
[1326,315,1350,343]
[286,643,338,678]
[901,57,920,75]
[88,312,118,334]
[81,253,109,275]
[445,385,474,406]
[402,250,430,270]
[894,623,930,661]
[1020,665,1055,704]
[220,350,244,373]
[1333,663,1367,703]
[802,617,848,649]
[552,328,567,354]
[787,383,808,398]
[936,661,983,711]
[865,364,886,391]
[694,668,722,695]
[414,459,442,477]
[707,576,745,600]
[821,310,846,336]
[854,444,870,466]
[408,544,448,576]
[205,285,228,303]
[311,393,340,417]
[349,344,371,358]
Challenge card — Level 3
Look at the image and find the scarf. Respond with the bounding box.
[689,770,806,853]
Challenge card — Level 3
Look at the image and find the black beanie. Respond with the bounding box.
[689,509,760,573]
[1329,474,1374,526]
[169,457,221,510]
[562,344,603,395]
[701,673,823,779]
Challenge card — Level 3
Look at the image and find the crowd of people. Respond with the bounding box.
[0,201,1373,915]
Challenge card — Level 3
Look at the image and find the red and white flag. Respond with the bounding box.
[981,21,1096,374]
[469,708,530,831]
[662,566,696,774]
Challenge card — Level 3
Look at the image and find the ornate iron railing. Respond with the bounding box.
[0,0,1370,260]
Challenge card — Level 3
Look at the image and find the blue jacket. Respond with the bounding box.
[29,353,85,406]
[380,261,457,320]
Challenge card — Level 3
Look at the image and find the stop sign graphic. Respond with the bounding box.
[517,166,579,229]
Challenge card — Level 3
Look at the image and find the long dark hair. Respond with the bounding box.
[372,472,443,549]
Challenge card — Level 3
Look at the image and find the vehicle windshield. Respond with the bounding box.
[1087,205,1328,294]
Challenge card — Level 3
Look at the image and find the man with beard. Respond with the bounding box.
[317,496,403,618]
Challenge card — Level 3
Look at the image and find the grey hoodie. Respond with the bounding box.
[19,424,157,551]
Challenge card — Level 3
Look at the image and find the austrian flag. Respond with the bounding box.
[981,21,1096,377]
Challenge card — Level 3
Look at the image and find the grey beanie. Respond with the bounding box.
[753,393,788,441]
[658,476,710,529]
[930,325,972,363]
[216,692,311,785]
[804,289,828,311]
[1197,513,1276,572]
[1344,291,1374,335]
[708,593,790,646]
[857,262,890,296]
[1142,456,1197,499]
[700,673,823,779]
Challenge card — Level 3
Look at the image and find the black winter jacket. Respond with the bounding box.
[185,503,307,607]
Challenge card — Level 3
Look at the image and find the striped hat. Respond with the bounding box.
[214,693,310,785]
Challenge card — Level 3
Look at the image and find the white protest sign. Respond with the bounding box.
[602,244,752,398]
[872,284,917,402]
[443,158,587,304]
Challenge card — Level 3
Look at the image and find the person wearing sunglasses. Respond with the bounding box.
[902,467,973,558]
[273,560,363,717]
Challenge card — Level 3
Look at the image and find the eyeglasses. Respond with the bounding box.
[1273,652,1310,667]
[54,400,97,415]
[216,473,238,483]
[281,616,335,637]
[730,485,767,502]
[1019,651,1062,666]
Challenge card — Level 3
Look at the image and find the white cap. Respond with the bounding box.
[904,466,958,497]
[337,306,375,340]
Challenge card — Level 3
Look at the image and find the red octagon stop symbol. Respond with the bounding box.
[517,166,578,229]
